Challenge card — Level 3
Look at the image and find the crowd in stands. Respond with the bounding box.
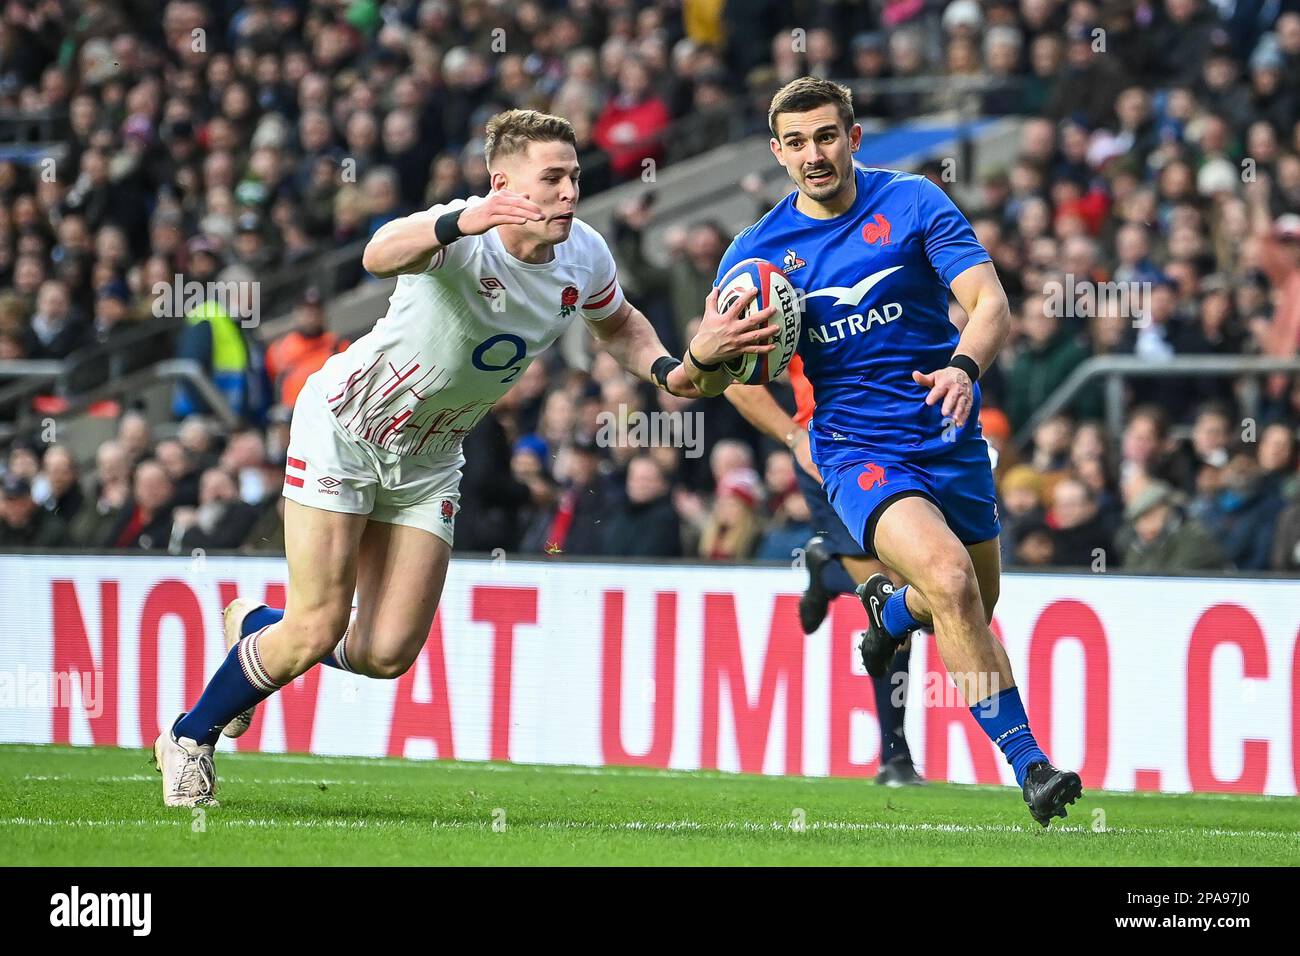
[2,0,1300,574]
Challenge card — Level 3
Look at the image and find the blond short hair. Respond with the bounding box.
[483,109,577,167]
[767,77,855,137]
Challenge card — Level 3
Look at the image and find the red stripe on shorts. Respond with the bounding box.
[287,456,307,470]
[285,475,304,488]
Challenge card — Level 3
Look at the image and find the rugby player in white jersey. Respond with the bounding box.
[154,109,776,806]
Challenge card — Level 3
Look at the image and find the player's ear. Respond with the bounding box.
[769,137,786,167]
[489,168,508,193]
[848,123,863,153]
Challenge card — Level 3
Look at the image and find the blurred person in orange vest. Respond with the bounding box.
[265,287,349,408]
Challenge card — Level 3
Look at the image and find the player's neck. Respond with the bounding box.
[795,172,857,220]
[496,225,556,264]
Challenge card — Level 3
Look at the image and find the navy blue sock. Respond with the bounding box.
[873,644,912,763]
[241,605,283,636]
[881,585,922,639]
[174,629,282,747]
[969,686,1048,787]
[818,558,857,596]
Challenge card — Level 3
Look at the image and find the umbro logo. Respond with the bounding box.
[477,276,506,299]
[317,476,342,495]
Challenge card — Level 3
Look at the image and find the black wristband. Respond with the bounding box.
[687,343,722,372]
[948,354,981,382]
[434,209,465,246]
[651,356,682,391]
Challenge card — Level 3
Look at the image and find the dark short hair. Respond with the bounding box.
[768,76,855,138]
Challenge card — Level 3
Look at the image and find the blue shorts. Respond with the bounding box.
[794,462,865,558]
[814,435,1001,556]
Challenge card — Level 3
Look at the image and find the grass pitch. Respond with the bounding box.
[1,744,1296,866]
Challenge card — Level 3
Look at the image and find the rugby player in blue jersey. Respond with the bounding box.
[716,77,1081,825]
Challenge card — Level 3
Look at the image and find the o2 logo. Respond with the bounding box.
[472,333,527,383]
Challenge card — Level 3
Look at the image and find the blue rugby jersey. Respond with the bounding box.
[716,166,991,459]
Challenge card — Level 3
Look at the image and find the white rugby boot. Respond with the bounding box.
[153,717,219,807]
[221,598,266,738]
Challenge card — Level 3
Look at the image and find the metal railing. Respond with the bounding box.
[0,357,236,445]
[1014,354,1300,449]
[0,313,238,442]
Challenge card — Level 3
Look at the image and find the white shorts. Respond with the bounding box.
[281,382,464,547]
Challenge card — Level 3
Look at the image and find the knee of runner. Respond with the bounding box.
[923,555,981,616]
[285,606,352,662]
[366,644,419,680]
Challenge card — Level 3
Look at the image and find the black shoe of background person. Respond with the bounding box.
[798,535,834,634]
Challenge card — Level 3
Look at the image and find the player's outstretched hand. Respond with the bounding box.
[455,190,544,235]
[913,366,974,427]
[692,286,779,365]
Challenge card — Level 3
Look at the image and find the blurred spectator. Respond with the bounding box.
[33,444,83,523]
[170,467,262,553]
[699,467,763,560]
[523,438,614,555]
[999,463,1047,564]
[1006,299,1090,431]
[106,459,175,552]
[599,453,683,557]
[0,474,68,547]
[593,57,672,182]
[68,440,131,546]
[154,438,201,508]
[1119,481,1227,572]
[614,198,728,353]
[90,279,135,347]
[219,429,272,505]
[455,398,547,554]
[173,243,253,421]
[1046,477,1113,567]
[755,485,813,562]
[1014,520,1056,567]
[265,288,350,409]
[24,280,87,360]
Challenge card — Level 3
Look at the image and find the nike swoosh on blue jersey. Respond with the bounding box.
[803,265,904,307]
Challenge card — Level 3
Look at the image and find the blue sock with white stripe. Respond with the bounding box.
[174,628,281,747]
[969,686,1048,787]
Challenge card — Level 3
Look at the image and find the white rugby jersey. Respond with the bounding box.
[309,196,625,456]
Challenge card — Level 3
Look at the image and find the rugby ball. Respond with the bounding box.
[715,258,802,385]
